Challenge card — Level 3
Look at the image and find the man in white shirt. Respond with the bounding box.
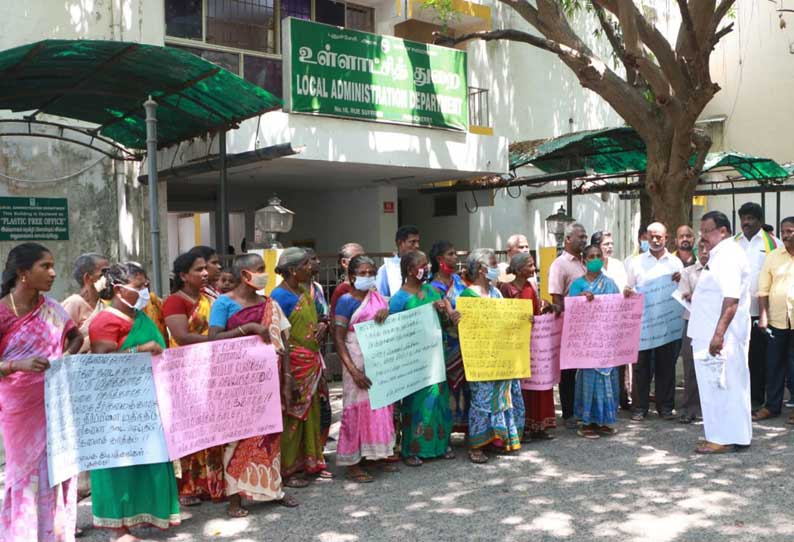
[690,211,752,453]
[376,225,420,297]
[734,202,780,409]
[625,222,684,421]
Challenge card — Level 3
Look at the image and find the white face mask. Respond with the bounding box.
[354,275,376,291]
[119,285,150,311]
[245,272,269,290]
[93,275,107,293]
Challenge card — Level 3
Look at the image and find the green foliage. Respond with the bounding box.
[419,0,460,31]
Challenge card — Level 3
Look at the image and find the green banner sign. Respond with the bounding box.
[0,197,69,241]
[283,18,468,131]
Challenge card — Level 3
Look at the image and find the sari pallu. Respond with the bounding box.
[336,291,396,466]
[390,285,453,459]
[279,287,327,477]
[169,293,225,502]
[430,275,469,433]
[0,297,77,542]
[223,298,285,502]
[90,312,180,530]
[460,287,525,451]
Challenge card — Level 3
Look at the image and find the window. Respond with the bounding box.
[316,0,345,26]
[166,0,202,39]
[244,56,283,98]
[433,194,457,217]
[172,45,241,75]
[346,4,373,32]
[206,0,277,53]
[281,0,311,21]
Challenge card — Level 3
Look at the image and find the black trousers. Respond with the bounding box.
[749,319,768,407]
[560,368,577,419]
[632,340,679,415]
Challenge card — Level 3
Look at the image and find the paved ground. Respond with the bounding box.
[6,386,794,542]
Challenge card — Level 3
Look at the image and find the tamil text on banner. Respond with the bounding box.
[354,303,445,410]
[45,353,169,487]
[151,336,283,460]
[282,17,468,131]
[560,294,644,369]
[523,313,563,390]
[457,297,533,382]
[636,275,685,350]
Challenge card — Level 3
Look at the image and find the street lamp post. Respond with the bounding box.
[254,195,295,248]
[545,205,575,254]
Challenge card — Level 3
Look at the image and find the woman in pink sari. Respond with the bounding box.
[332,255,397,483]
[0,243,83,542]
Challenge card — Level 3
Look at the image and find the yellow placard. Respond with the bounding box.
[456,297,532,382]
[538,246,558,303]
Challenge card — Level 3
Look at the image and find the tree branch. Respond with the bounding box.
[711,22,735,47]
[433,28,581,58]
[688,129,712,190]
[676,0,699,53]
[593,5,637,86]
[714,0,736,26]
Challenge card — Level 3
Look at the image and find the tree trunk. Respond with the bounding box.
[643,150,695,246]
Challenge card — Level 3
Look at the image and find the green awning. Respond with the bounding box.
[0,39,282,150]
[702,152,790,181]
[509,127,790,181]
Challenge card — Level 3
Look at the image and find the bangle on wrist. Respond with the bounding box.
[7,361,14,375]
[238,326,245,336]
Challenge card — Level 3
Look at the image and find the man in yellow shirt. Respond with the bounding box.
[753,217,794,422]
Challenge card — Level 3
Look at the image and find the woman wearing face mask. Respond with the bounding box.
[460,248,525,464]
[388,250,454,467]
[569,245,621,439]
[162,252,225,507]
[89,262,180,540]
[61,252,109,354]
[1,243,83,542]
[271,248,333,485]
[498,252,557,442]
[208,253,299,513]
[332,255,398,482]
[428,241,468,434]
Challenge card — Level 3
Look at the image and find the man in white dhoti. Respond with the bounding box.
[689,211,753,453]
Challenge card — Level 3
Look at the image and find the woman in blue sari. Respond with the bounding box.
[428,241,469,434]
[569,244,621,439]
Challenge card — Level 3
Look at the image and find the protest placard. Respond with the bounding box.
[560,294,643,369]
[457,297,533,382]
[151,336,282,460]
[45,353,169,487]
[522,313,563,390]
[354,303,445,409]
[637,275,685,350]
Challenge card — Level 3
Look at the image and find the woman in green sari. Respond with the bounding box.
[389,251,454,466]
[88,263,180,540]
[271,248,333,485]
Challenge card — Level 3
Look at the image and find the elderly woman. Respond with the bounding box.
[428,240,469,433]
[498,253,556,441]
[333,254,398,481]
[61,253,109,354]
[389,250,454,466]
[271,247,333,484]
[1,243,83,542]
[461,248,525,464]
[591,231,627,291]
[209,253,299,512]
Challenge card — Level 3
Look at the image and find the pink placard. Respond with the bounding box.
[560,294,644,370]
[522,314,563,390]
[151,336,283,460]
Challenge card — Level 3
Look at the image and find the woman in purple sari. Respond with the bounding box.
[209,253,299,515]
[0,243,83,542]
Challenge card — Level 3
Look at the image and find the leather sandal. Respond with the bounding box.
[695,442,736,454]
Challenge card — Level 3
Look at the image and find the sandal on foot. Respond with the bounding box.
[695,442,736,454]
[404,455,423,467]
[531,431,555,441]
[598,425,618,436]
[227,505,249,518]
[468,449,488,464]
[316,470,335,479]
[443,447,456,460]
[279,494,300,508]
[786,414,794,425]
[284,477,310,488]
[346,469,374,483]
[577,427,600,439]
[179,496,201,507]
[380,462,400,473]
